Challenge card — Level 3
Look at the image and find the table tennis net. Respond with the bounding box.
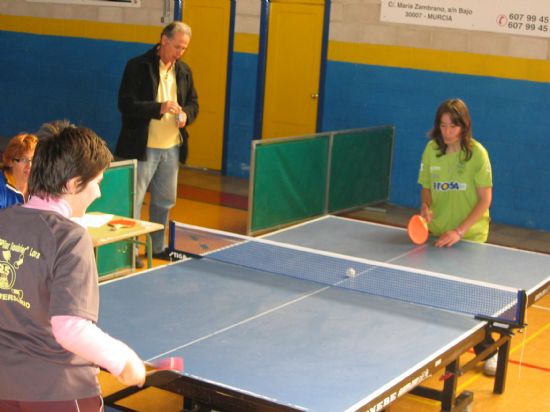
[169,222,525,326]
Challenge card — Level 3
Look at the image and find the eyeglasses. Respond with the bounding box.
[13,157,33,165]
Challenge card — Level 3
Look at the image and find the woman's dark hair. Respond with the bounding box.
[429,98,473,161]
[29,121,112,198]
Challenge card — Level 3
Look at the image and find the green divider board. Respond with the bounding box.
[88,161,135,277]
[251,136,329,233]
[328,126,394,212]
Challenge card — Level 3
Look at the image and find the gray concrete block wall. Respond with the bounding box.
[2,0,549,59]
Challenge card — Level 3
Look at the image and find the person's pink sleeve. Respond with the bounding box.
[51,315,141,376]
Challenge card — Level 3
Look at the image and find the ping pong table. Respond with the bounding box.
[99,215,550,412]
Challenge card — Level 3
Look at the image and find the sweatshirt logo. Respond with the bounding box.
[433,181,466,191]
[0,239,41,309]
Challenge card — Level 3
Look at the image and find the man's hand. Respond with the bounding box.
[161,101,182,116]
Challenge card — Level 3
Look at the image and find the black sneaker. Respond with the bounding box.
[152,248,172,262]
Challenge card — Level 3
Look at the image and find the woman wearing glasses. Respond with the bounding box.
[1,133,38,208]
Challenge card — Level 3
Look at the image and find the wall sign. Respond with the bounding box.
[381,0,550,39]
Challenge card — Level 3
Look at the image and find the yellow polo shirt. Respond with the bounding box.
[147,60,181,149]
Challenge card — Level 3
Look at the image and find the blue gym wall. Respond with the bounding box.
[0,29,259,180]
[322,61,550,230]
[225,52,258,178]
[0,31,147,150]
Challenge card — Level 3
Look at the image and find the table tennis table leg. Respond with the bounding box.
[444,359,474,411]
[411,359,473,412]
[493,338,511,394]
[441,360,458,410]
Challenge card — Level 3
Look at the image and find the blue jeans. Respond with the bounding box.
[135,146,179,253]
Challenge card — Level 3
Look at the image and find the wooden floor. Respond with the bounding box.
[100,168,550,412]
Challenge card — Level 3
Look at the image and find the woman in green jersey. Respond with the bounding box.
[418,98,497,375]
[418,98,493,248]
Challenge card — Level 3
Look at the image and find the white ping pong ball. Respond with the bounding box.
[346,267,356,277]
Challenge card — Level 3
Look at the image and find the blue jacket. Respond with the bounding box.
[0,172,23,209]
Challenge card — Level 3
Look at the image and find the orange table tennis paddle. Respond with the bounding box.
[407,214,429,245]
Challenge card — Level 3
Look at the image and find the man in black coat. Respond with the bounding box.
[116,21,199,262]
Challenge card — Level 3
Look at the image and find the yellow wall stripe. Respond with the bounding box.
[3,14,550,83]
[0,14,257,52]
[234,33,259,54]
[0,14,158,44]
[329,41,550,84]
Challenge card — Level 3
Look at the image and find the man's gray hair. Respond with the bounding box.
[161,21,192,39]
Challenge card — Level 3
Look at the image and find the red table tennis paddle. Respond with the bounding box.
[147,356,184,373]
[407,214,429,245]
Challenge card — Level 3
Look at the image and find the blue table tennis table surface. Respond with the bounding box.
[99,216,550,411]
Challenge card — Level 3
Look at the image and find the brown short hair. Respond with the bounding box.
[29,122,112,198]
